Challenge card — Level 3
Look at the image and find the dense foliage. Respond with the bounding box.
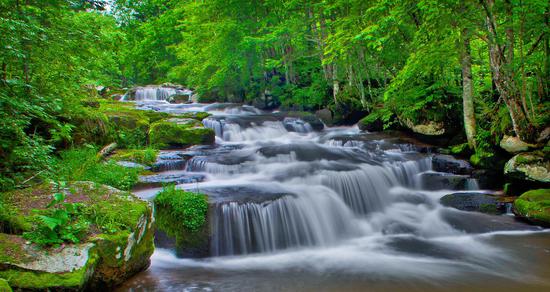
[0,0,548,190]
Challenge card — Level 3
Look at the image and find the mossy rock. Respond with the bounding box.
[514,189,550,226]
[154,187,210,257]
[110,149,159,167]
[0,279,11,292]
[149,119,215,149]
[0,182,154,290]
[174,112,211,121]
[504,152,550,183]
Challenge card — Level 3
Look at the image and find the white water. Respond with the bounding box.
[125,102,549,291]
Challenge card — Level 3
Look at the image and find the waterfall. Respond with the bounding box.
[211,188,361,256]
[202,118,313,142]
[135,87,177,101]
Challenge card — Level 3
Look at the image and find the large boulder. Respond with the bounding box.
[0,182,154,290]
[499,135,537,154]
[432,154,473,175]
[514,189,550,226]
[504,152,550,183]
[149,119,215,149]
[401,119,445,136]
[315,109,333,126]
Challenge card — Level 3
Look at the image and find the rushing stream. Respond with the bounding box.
[119,100,550,292]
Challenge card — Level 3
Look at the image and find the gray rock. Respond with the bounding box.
[500,135,535,154]
[432,154,473,175]
[440,192,506,214]
[504,152,550,183]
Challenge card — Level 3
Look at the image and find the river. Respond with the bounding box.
[117,100,550,292]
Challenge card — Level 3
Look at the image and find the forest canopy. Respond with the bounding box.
[0,0,548,190]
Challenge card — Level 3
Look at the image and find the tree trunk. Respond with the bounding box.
[461,28,476,149]
[481,0,536,142]
[332,64,339,104]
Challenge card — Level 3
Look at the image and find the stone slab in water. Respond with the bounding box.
[198,185,292,204]
[440,192,507,214]
[138,172,206,188]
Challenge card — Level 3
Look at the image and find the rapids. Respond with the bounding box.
[120,101,550,291]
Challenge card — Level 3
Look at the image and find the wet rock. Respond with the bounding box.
[138,173,206,188]
[200,185,292,204]
[432,154,473,175]
[500,135,536,154]
[116,161,151,170]
[0,182,154,290]
[315,108,333,126]
[440,192,506,214]
[504,152,550,183]
[440,208,538,233]
[418,172,474,191]
[514,189,550,226]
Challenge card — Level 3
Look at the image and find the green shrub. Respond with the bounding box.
[154,185,208,232]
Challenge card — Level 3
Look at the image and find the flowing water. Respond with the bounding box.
[119,101,550,292]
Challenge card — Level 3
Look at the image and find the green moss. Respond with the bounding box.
[0,266,89,290]
[0,278,11,292]
[174,111,211,121]
[0,234,29,263]
[470,150,494,168]
[479,203,498,214]
[0,251,97,291]
[149,120,215,149]
[451,143,469,155]
[78,182,149,234]
[110,149,159,166]
[154,185,208,232]
[514,189,550,225]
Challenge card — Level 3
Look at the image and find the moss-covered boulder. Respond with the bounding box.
[0,181,154,290]
[149,119,215,149]
[504,152,550,183]
[514,189,550,226]
[153,186,209,258]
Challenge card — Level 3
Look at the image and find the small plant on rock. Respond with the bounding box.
[23,183,89,247]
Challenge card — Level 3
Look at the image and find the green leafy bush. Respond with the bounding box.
[154,184,208,232]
